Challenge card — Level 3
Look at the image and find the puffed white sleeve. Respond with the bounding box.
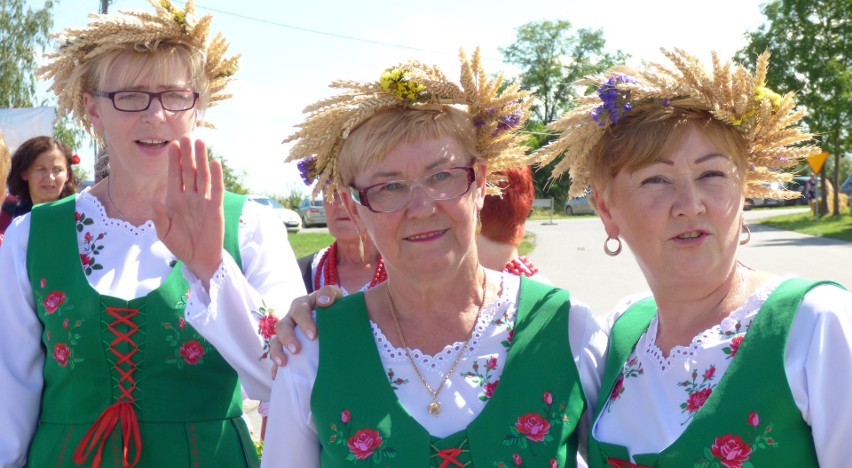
[785,284,852,467]
[0,216,43,467]
[261,327,321,468]
[567,297,608,466]
[183,201,307,401]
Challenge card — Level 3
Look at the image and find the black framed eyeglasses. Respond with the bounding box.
[348,166,477,213]
[94,90,199,112]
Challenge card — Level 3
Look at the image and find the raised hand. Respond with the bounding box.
[153,136,225,289]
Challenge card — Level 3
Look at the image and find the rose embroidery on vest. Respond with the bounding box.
[328,408,397,463]
[43,291,66,314]
[503,390,566,458]
[163,318,208,367]
[697,411,777,468]
[723,335,745,360]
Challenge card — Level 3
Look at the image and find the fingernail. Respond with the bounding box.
[288,343,297,353]
[318,295,330,305]
[306,329,316,340]
[274,356,282,366]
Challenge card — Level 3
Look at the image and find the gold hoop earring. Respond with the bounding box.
[740,224,751,245]
[604,236,622,256]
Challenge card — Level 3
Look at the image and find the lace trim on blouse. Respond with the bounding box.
[371,272,516,370]
[641,275,792,374]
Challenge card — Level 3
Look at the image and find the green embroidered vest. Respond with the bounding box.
[588,278,837,468]
[25,193,259,467]
[312,277,585,467]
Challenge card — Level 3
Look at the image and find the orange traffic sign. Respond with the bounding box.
[806,151,828,173]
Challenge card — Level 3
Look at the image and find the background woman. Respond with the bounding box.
[2,136,79,227]
[0,131,10,243]
[262,51,606,467]
[0,1,304,466]
[538,49,852,467]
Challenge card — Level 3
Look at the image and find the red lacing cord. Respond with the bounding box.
[436,448,465,468]
[73,307,142,468]
[607,457,652,468]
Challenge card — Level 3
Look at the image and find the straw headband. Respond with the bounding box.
[287,49,534,197]
[535,48,820,199]
[37,0,239,132]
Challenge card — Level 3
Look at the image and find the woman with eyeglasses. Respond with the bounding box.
[0,2,304,467]
[261,51,606,467]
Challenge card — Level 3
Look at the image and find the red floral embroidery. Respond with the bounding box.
[329,408,397,463]
[43,291,67,314]
[549,458,557,468]
[258,314,277,340]
[179,340,205,365]
[543,391,553,405]
[724,334,745,359]
[53,343,71,366]
[387,368,409,389]
[252,301,278,359]
[347,429,382,460]
[514,413,551,442]
[512,453,523,465]
[711,435,752,468]
[484,380,499,398]
[40,278,46,288]
[685,388,713,412]
[610,373,625,400]
[701,412,777,467]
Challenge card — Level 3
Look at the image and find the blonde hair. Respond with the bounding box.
[590,105,748,196]
[87,45,211,111]
[0,132,9,196]
[536,49,819,200]
[338,106,477,185]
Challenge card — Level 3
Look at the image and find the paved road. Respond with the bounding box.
[525,207,852,317]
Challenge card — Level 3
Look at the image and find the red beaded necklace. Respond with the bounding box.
[314,241,387,291]
[503,255,539,277]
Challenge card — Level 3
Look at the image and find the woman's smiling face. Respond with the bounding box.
[595,124,746,288]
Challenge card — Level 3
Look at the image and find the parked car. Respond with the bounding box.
[247,195,302,233]
[297,197,326,227]
[564,194,595,216]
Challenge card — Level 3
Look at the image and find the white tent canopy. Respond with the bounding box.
[0,107,55,153]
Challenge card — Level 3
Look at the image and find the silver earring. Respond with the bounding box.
[604,236,622,256]
[740,224,751,245]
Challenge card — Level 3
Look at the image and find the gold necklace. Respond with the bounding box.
[386,269,488,416]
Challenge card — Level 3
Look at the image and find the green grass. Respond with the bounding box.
[518,232,535,256]
[287,232,334,258]
[758,211,852,242]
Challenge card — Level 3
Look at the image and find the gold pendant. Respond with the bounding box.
[428,400,441,416]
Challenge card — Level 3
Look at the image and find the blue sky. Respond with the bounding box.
[32,0,767,197]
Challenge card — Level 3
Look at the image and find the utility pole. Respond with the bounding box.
[100,0,110,14]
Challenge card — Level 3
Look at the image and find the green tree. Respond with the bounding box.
[737,0,850,216]
[0,0,53,108]
[500,20,628,125]
[500,20,627,203]
[207,148,249,194]
[0,0,87,155]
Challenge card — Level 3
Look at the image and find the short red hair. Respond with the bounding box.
[479,166,534,246]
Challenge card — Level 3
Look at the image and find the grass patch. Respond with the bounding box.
[758,211,852,242]
[518,232,535,256]
[287,232,334,258]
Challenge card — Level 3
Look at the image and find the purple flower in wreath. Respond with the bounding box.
[592,74,637,126]
[297,156,317,186]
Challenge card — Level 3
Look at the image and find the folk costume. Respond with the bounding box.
[0,1,306,466]
[263,50,607,466]
[535,49,852,466]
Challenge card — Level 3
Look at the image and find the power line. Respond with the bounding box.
[170,1,503,62]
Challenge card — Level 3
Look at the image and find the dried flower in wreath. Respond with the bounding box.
[284,48,536,198]
[535,48,821,199]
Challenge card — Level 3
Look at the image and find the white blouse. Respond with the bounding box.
[0,192,306,467]
[594,277,852,467]
[262,272,608,467]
